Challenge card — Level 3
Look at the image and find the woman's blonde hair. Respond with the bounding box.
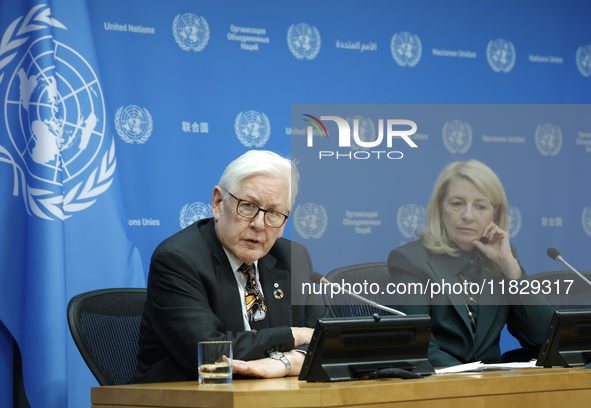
[419,159,508,257]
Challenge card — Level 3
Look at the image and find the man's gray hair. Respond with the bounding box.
[218,150,299,212]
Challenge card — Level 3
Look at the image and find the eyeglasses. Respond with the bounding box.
[228,192,289,228]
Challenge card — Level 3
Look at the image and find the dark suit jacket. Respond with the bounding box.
[134,218,329,383]
[387,239,553,368]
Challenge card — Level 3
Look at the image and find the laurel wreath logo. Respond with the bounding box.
[576,45,591,78]
[582,207,591,238]
[172,14,210,52]
[0,5,116,220]
[114,106,154,144]
[0,136,117,221]
[293,203,328,240]
[390,32,422,68]
[486,39,516,73]
[179,202,212,229]
[32,138,117,220]
[234,111,271,148]
[287,24,321,60]
[0,5,65,86]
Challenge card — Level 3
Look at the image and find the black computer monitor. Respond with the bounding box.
[298,314,434,382]
[536,309,591,367]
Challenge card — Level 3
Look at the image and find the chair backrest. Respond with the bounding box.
[67,288,147,385]
[323,262,391,318]
[529,271,591,310]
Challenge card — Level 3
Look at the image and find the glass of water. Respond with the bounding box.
[198,341,233,384]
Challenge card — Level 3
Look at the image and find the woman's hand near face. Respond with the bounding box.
[472,222,521,279]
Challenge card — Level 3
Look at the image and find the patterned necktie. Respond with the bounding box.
[239,263,269,331]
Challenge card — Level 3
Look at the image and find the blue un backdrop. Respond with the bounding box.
[0,1,590,408]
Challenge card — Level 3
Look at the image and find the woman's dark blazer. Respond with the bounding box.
[388,239,553,368]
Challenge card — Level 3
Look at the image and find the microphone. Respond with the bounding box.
[546,247,591,287]
[310,271,406,316]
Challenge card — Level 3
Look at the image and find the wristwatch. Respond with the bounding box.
[268,351,291,376]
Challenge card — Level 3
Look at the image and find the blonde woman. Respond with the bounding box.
[388,159,553,367]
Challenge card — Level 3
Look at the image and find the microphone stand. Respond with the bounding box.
[319,278,406,316]
[555,255,591,287]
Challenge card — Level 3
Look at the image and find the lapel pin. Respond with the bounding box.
[273,288,284,299]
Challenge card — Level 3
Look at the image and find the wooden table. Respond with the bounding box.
[92,367,591,408]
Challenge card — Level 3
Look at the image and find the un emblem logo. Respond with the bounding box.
[179,202,212,229]
[582,206,591,238]
[293,203,327,239]
[114,105,153,144]
[486,38,516,73]
[442,119,472,154]
[576,44,591,77]
[0,6,115,220]
[235,110,271,148]
[346,115,376,151]
[390,32,422,67]
[535,123,562,157]
[287,23,321,60]
[173,13,210,52]
[507,205,522,238]
[397,204,425,239]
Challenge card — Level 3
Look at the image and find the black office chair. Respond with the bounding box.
[67,288,147,385]
[322,262,392,317]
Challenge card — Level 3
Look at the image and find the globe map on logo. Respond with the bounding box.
[507,205,522,238]
[576,44,591,77]
[442,119,472,154]
[390,32,422,67]
[5,36,104,185]
[115,105,153,144]
[535,123,562,157]
[235,110,270,148]
[179,202,212,229]
[397,203,425,239]
[172,13,210,52]
[486,38,516,73]
[293,202,327,239]
[287,23,321,60]
[582,206,591,238]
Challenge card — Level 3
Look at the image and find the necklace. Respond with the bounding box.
[457,273,479,304]
[457,273,478,330]
[464,304,476,330]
